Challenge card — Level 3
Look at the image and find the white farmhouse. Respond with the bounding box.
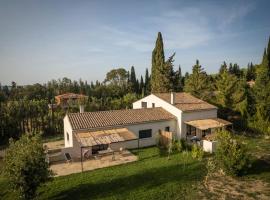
[63,92,231,158]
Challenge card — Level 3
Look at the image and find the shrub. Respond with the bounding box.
[171,139,190,153]
[215,130,250,176]
[191,144,204,161]
[3,133,52,199]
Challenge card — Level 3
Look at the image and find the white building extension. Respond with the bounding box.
[63,92,231,158]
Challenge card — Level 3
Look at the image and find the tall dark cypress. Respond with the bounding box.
[130,66,137,93]
[151,32,165,93]
[144,68,150,95]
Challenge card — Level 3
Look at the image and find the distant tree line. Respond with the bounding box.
[0,32,269,145]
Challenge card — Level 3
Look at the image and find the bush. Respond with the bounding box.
[191,144,204,161]
[215,130,250,176]
[3,133,52,199]
[171,139,190,153]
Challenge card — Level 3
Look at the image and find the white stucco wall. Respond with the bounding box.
[181,109,217,138]
[133,94,182,138]
[132,94,217,139]
[63,118,176,158]
[64,115,73,148]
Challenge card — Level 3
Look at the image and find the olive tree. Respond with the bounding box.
[3,133,52,199]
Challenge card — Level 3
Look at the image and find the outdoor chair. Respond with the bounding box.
[64,153,72,163]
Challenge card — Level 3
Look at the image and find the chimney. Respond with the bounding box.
[170,92,175,105]
[79,105,85,113]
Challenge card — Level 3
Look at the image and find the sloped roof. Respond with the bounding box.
[55,93,88,100]
[68,107,175,131]
[154,92,217,112]
[185,118,232,130]
[75,128,137,147]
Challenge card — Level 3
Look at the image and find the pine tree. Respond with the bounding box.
[254,38,270,121]
[151,32,170,93]
[184,60,209,99]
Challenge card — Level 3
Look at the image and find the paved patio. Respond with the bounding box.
[50,150,138,177]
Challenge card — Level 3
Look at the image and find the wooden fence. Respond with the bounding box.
[159,131,173,148]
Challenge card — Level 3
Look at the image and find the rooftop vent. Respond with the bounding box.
[170,92,175,105]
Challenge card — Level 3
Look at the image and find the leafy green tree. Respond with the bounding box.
[3,133,52,199]
[184,60,209,99]
[123,93,137,108]
[219,61,228,74]
[215,130,250,176]
[104,68,128,87]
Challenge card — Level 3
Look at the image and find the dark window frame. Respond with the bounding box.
[186,125,196,136]
[141,101,147,108]
[139,129,152,139]
[165,126,170,132]
[152,103,155,108]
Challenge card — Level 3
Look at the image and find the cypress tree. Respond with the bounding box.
[130,66,137,93]
[151,32,165,93]
[144,68,150,95]
[246,62,256,81]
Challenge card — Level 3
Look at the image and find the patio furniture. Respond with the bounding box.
[119,147,124,154]
[83,149,91,159]
[64,153,72,163]
[98,148,114,155]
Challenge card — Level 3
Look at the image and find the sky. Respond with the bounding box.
[0,0,270,85]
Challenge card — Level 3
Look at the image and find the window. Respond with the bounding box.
[141,101,147,108]
[186,125,196,136]
[152,103,155,108]
[66,132,69,142]
[165,126,170,132]
[139,129,152,139]
[202,129,211,137]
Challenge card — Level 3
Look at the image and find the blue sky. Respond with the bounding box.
[0,0,270,85]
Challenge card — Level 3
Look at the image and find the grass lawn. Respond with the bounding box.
[42,134,64,143]
[0,135,269,200]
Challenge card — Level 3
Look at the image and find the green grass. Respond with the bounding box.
[42,134,63,143]
[38,148,206,200]
[0,135,269,200]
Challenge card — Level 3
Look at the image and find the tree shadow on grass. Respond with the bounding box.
[46,162,206,200]
[247,156,270,176]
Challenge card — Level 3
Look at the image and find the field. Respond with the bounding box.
[0,135,269,200]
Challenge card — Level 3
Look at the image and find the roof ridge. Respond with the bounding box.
[67,107,163,116]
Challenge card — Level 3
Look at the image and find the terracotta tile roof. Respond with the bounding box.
[75,128,137,147]
[68,107,175,131]
[154,92,217,112]
[55,93,87,100]
[185,118,232,130]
